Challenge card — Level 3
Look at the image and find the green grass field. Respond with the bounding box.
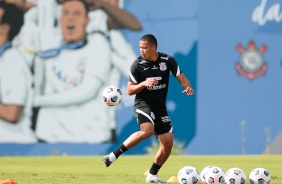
[0,155,281,184]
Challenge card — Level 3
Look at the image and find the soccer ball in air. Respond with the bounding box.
[177,166,200,184]
[204,166,225,184]
[225,167,246,184]
[102,86,122,106]
[249,168,271,184]
[200,166,214,183]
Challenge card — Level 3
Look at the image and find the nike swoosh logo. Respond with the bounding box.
[144,67,150,70]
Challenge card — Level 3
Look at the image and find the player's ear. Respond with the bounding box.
[152,44,157,51]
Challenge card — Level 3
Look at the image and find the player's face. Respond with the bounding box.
[60,0,89,43]
[139,40,156,61]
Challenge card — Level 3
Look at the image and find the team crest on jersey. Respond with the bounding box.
[159,62,167,71]
[235,40,267,80]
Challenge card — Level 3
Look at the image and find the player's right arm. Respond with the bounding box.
[127,78,158,95]
[127,81,144,95]
[127,60,158,95]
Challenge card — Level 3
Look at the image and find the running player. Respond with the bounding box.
[103,34,194,183]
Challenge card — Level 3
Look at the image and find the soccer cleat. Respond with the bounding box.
[102,155,113,167]
[146,173,166,183]
[103,152,117,167]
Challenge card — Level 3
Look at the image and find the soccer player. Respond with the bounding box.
[103,34,194,183]
[0,1,37,143]
[33,0,112,143]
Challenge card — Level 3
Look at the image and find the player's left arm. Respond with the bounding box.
[176,73,194,96]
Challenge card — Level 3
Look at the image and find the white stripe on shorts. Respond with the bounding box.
[136,109,155,125]
[169,126,173,133]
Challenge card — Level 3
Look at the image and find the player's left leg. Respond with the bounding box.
[155,132,174,166]
[146,132,173,183]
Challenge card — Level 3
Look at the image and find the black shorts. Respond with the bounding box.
[135,108,173,135]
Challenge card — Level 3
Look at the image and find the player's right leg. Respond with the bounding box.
[103,123,154,167]
[103,110,155,167]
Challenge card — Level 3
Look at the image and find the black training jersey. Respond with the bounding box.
[129,52,182,111]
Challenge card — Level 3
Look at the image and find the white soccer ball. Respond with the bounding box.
[225,167,246,184]
[204,166,225,184]
[177,166,200,184]
[249,168,271,184]
[200,166,214,183]
[102,86,122,106]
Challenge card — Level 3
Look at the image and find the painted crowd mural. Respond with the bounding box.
[0,0,281,155]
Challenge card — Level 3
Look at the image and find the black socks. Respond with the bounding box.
[113,144,128,158]
[149,163,162,175]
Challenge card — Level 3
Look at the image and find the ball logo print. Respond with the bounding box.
[102,86,123,106]
[186,169,194,175]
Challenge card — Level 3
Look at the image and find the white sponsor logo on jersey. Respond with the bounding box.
[139,60,147,64]
[160,56,169,60]
[146,77,162,80]
[147,84,166,91]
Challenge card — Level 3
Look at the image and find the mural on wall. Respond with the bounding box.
[0,0,142,144]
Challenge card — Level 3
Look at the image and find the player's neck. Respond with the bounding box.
[148,52,158,62]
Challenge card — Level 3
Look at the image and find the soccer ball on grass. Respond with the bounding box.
[102,86,122,106]
[225,167,246,184]
[204,166,225,184]
[200,166,214,183]
[249,168,270,184]
[177,166,200,184]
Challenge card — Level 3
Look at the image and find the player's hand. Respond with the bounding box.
[144,78,158,87]
[182,86,194,96]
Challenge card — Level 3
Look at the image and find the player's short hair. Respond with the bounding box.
[62,0,90,15]
[0,1,24,41]
[140,34,158,49]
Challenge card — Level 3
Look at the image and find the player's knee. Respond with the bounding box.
[163,140,173,150]
[142,130,154,139]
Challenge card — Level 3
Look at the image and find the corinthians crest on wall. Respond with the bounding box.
[235,40,268,80]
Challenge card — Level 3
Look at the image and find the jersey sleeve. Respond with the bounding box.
[169,56,182,77]
[128,60,139,83]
